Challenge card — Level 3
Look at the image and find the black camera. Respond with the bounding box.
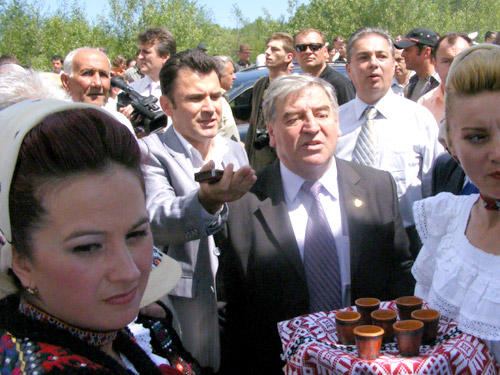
[254,129,270,150]
[111,77,167,134]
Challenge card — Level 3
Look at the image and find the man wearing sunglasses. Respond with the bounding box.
[294,28,355,105]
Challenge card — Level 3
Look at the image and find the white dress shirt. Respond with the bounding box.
[280,160,352,307]
[130,75,162,99]
[336,90,443,227]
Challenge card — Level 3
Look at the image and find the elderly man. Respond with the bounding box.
[294,28,355,106]
[61,47,135,135]
[214,55,240,142]
[336,27,442,257]
[395,27,440,101]
[139,49,255,372]
[418,32,471,123]
[217,74,414,375]
[245,32,294,171]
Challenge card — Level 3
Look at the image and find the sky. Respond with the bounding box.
[43,0,309,29]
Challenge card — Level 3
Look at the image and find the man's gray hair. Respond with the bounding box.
[346,27,395,63]
[213,55,234,76]
[63,47,111,77]
[0,70,71,110]
[262,74,338,125]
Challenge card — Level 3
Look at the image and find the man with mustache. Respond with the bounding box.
[61,47,135,135]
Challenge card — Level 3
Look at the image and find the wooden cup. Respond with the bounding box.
[411,309,440,345]
[355,297,381,325]
[393,320,424,357]
[395,296,423,321]
[371,309,397,343]
[354,325,384,360]
[335,311,361,345]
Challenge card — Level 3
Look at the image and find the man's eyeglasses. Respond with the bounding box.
[295,43,325,53]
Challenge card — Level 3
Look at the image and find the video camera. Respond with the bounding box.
[111,76,167,134]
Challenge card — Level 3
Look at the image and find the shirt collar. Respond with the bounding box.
[280,159,339,203]
[353,89,396,121]
[172,128,224,169]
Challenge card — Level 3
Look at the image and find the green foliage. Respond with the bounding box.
[1,0,499,71]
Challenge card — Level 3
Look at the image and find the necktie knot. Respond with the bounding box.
[302,180,322,197]
[365,106,377,121]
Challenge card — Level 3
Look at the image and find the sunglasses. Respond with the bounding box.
[295,43,325,53]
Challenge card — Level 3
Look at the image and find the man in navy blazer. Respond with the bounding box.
[216,74,415,374]
[139,50,256,372]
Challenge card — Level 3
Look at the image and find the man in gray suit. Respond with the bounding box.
[139,50,256,372]
[216,74,414,374]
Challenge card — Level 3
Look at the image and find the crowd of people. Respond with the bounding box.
[0,24,499,375]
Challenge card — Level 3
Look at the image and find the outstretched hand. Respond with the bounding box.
[198,160,256,214]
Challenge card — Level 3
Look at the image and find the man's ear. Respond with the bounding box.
[160,95,174,117]
[60,73,70,92]
[267,123,276,148]
[285,52,294,64]
[11,249,34,290]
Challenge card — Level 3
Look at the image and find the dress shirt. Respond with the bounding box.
[391,76,407,97]
[418,84,444,124]
[336,91,443,227]
[280,161,351,307]
[130,75,162,99]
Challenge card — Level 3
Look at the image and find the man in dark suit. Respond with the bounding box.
[216,74,415,374]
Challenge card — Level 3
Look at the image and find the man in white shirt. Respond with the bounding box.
[139,49,256,372]
[216,74,414,375]
[391,48,411,97]
[61,47,135,135]
[336,27,443,257]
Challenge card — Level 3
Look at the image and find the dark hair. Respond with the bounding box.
[9,108,143,259]
[485,30,496,41]
[138,27,177,58]
[51,55,63,63]
[432,32,472,59]
[159,49,219,105]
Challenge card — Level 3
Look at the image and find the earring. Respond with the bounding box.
[25,286,38,296]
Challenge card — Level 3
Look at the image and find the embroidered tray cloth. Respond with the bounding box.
[278,300,499,375]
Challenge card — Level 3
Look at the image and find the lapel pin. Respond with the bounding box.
[354,198,363,208]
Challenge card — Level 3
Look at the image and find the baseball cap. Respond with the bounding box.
[394,28,438,49]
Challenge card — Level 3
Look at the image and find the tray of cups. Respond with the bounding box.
[278,298,499,375]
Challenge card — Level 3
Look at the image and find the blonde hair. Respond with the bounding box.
[440,44,500,148]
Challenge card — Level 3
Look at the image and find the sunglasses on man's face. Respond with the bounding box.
[295,43,325,53]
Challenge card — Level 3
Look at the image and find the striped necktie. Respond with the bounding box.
[302,180,342,312]
[352,106,378,166]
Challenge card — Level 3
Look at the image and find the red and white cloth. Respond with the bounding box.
[278,301,499,375]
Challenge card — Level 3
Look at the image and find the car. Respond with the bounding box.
[228,63,349,142]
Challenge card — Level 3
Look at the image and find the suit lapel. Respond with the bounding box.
[254,162,306,284]
[336,159,368,279]
[163,126,196,179]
